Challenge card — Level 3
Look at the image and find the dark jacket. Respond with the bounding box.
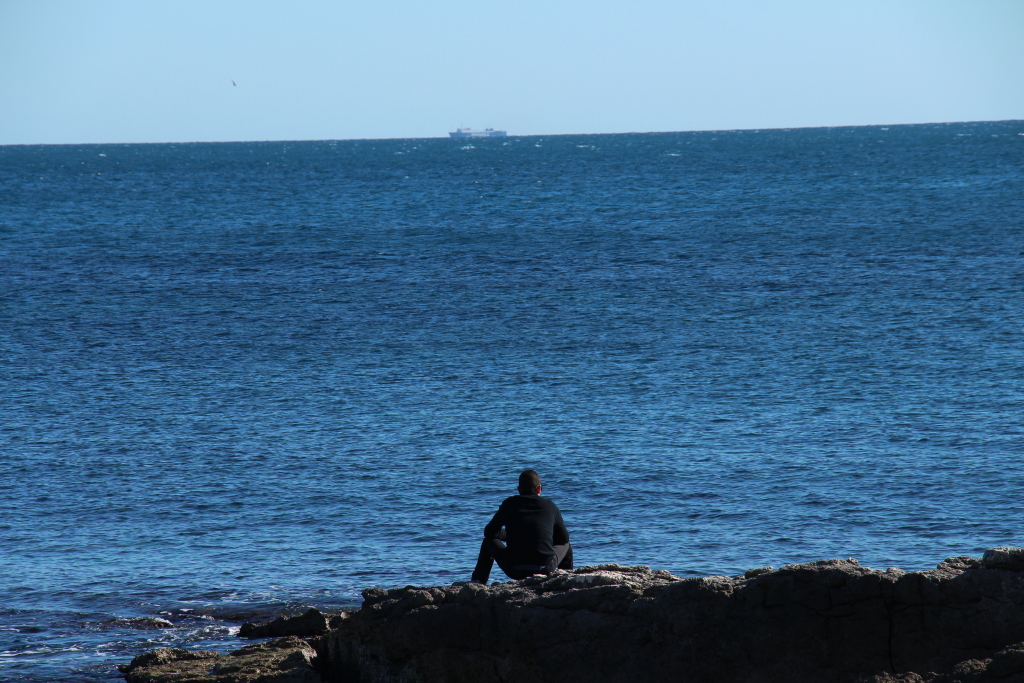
[483,494,570,567]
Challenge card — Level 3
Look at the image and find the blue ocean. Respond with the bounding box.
[2,122,1023,681]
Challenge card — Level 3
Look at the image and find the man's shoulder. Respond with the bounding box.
[500,495,559,509]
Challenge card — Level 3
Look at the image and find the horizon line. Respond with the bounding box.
[2,118,1021,147]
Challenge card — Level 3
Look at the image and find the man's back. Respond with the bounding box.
[485,494,570,567]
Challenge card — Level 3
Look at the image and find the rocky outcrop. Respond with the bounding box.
[121,548,1024,683]
[240,608,333,638]
[118,636,320,683]
[320,548,1024,683]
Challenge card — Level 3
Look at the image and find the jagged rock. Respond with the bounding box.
[121,549,1024,683]
[743,566,774,579]
[328,612,351,630]
[119,648,220,674]
[119,636,318,683]
[240,608,330,638]
[982,547,1024,571]
[320,551,1024,683]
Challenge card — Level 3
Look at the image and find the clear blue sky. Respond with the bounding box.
[1,0,1021,144]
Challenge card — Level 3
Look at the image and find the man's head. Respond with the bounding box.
[518,469,542,495]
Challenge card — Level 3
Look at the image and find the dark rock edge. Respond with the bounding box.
[123,547,1024,683]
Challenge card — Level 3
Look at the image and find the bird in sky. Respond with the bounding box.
[231,80,236,86]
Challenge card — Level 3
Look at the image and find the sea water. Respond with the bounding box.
[1,122,1022,681]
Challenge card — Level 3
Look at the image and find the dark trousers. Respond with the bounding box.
[472,536,573,583]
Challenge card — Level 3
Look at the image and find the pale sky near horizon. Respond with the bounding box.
[1,0,1022,145]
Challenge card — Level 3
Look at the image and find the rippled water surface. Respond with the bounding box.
[2,122,1023,680]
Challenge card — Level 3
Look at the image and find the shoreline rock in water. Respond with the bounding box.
[122,547,1024,683]
[118,636,320,682]
[238,608,335,639]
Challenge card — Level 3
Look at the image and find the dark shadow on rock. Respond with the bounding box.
[240,608,331,638]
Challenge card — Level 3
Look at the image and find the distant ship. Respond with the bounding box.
[449,127,507,138]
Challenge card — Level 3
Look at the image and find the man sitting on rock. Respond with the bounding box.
[471,469,573,584]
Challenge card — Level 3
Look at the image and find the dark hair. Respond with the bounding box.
[518,469,542,492]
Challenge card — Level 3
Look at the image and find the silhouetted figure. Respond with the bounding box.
[471,470,573,583]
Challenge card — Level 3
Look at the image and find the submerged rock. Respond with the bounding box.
[95,616,175,630]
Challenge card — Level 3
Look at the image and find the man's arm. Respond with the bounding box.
[483,504,506,539]
[552,508,570,546]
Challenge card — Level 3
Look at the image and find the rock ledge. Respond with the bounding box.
[123,551,1024,683]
